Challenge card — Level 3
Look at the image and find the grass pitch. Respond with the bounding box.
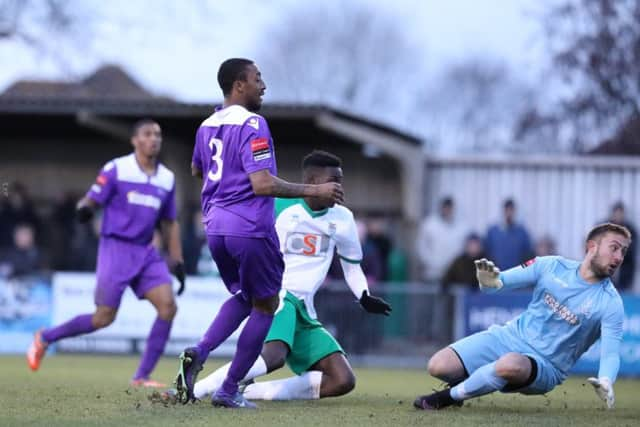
[1,354,639,426]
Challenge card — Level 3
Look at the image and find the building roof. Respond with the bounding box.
[1,65,159,100]
[0,65,421,145]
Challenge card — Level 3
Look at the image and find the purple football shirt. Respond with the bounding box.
[192,105,277,238]
[87,153,177,245]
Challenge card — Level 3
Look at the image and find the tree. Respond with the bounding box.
[517,0,640,152]
[0,0,91,64]
[254,0,424,129]
[413,58,538,153]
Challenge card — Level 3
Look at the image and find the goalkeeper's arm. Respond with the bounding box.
[589,304,624,409]
[475,257,543,293]
[474,258,503,291]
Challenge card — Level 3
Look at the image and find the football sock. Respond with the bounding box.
[194,355,267,399]
[132,317,172,380]
[220,309,274,395]
[243,371,322,400]
[450,361,507,400]
[196,293,251,360]
[41,314,95,343]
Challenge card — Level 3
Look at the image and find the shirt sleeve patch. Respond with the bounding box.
[521,258,536,268]
[251,138,271,161]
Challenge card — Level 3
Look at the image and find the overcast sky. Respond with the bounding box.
[0,0,544,103]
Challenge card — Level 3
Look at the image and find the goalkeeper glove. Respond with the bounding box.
[172,262,186,296]
[588,377,614,409]
[474,258,503,290]
[359,291,392,316]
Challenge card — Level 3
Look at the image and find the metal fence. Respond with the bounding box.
[314,280,463,367]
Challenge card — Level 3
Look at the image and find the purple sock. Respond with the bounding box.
[133,317,172,380]
[221,309,274,395]
[196,293,252,360]
[41,314,95,343]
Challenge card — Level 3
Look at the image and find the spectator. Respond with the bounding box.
[3,223,42,278]
[49,192,80,270]
[367,217,393,281]
[69,216,100,271]
[484,198,534,270]
[416,197,466,283]
[326,219,384,285]
[442,233,485,290]
[182,207,208,275]
[602,201,637,291]
[357,220,384,284]
[0,182,42,250]
[535,234,557,257]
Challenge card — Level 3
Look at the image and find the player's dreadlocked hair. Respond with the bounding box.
[586,223,632,245]
[131,118,158,137]
[302,150,342,170]
[218,58,254,96]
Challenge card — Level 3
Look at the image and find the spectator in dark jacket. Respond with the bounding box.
[443,233,485,290]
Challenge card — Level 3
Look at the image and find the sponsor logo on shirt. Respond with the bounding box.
[543,292,579,325]
[520,258,536,268]
[284,232,330,257]
[127,191,161,209]
[251,138,271,161]
[96,174,108,186]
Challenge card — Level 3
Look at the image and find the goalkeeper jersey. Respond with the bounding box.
[275,199,362,318]
[496,256,624,379]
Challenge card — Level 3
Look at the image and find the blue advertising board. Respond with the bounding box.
[461,291,640,377]
[0,277,52,353]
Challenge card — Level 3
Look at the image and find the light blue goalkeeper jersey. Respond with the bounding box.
[494,256,624,381]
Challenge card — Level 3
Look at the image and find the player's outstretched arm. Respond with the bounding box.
[474,258,503,291]
[161,219,186,296]
[76,196,98,223]
[590,303,624,409]
[249,170,344,204]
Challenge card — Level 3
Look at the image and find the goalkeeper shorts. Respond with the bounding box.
[450,325,563,395]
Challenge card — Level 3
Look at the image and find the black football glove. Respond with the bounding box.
[359,290,392,316]
[172,262,186,296]
[76,205,94,223]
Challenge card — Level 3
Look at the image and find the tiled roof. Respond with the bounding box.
[1,65,157,100]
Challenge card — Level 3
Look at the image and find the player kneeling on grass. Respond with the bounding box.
[183,150,391,402]
[414,223,629,411]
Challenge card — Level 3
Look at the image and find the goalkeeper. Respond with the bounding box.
[415,223,629,411]
[188,150,391,402]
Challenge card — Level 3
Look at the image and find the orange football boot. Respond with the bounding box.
[26,330,48,371]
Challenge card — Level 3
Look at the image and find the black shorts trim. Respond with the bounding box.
[448,346,469,379]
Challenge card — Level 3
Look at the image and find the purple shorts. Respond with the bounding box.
[207,231,284,300]
[95,237,172,308]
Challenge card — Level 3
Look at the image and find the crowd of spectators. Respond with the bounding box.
[416,196,638,293]
[2,181,637,295]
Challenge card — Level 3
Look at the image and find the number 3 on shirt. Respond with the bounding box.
[207,138,223,182]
